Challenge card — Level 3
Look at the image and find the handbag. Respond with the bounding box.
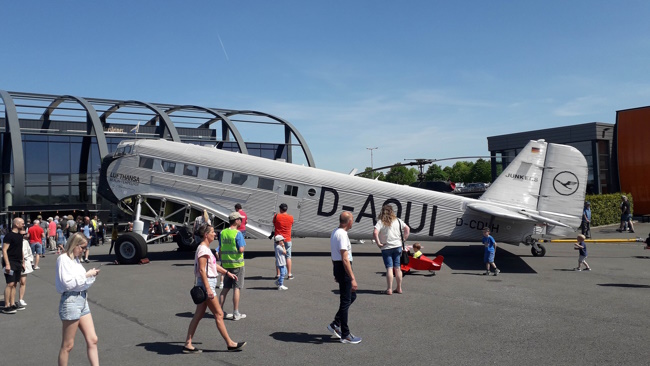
[190,258,208,304]
[398,219,409,265]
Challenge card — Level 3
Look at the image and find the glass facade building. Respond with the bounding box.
[0,91,315,223]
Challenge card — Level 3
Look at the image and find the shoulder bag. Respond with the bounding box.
[398,219,409,265]
[190,255,208,304]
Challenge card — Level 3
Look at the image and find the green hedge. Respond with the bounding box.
[585,192,632,227]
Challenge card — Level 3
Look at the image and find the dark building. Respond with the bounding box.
[487,122,615,195]
[0,90,315,222]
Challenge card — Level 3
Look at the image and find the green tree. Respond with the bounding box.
[424,164,448,181]
[384,164,418,185]
[467,159,491,182]
[358,167,385,180]
[447,161,473,183]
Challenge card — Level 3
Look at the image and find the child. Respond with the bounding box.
[274,235,288,290]
[482,229,500,276]
[55,224,65,254]
[574,234,591,271]
[412,243,423,259]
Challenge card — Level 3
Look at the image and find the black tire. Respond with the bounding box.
[115,233,148,264]
[531,244,547,257]
[174,227,199,252]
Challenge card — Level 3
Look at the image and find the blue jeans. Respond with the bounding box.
[332,261,357,338]
[277,265,286,286]
[381,247,402,268]
[30,243,43,255]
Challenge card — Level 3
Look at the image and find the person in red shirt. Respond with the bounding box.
[273,203,294,279]
[235,204,247,238]
[48,217,57,251]
[28,219,45,270]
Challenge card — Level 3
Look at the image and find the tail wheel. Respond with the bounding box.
[531,243,547,257]
[115,233,148,264]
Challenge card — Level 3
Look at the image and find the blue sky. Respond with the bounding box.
[2,1,650,173]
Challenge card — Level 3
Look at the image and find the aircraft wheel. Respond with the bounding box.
[174,227,199,252]
[115,233,148,264]
[531,244,547,257]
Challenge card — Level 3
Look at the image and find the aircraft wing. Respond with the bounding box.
[467,203,572,228]
[209,209,272,239]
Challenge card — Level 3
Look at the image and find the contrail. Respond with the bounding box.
[217,32,229,61]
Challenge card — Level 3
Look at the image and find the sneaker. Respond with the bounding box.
[288,274,294,280]
[223,313,233,320]
[483,271,490,275]
[233,312,247,321]
[19,299,27,306]
[2,307,16,314]
[33,266,40,270]
[14,303,25,311]
[494,268,500,276]
[584,268,591,271]
[327,323,342,339]
[218,282,224,289]
[341,334,362,344]
[84,259,90,263]
[629,230,635,233]
[615,229,622,232]
[574,267,582,271]
[278,285,288,290]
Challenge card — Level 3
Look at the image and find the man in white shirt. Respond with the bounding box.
[327,211,361,344]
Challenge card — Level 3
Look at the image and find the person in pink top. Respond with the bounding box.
[235,204,247,238]
[48,217,57,251]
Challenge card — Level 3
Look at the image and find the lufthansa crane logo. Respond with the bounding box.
[552,171,579,196]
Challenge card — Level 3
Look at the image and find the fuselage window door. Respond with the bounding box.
[162,161,176,174]
[258,177,274,191]
[183,164,199,177]
[284,184,299,197]
[139,157,154,169]
[114,146,125,157]
[231,173,248,185]
[208,168,224,182]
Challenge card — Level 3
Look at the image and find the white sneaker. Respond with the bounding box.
[19,299,27,306]
[218,282,224,289]
[278,285,288,290]
[233,312,247,321]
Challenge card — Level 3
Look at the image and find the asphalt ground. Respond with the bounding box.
[2,223,650,366]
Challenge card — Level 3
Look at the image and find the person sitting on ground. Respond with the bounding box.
[412,243,423,259]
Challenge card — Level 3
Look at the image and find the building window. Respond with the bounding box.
[258,177,274,191]
[284,184,298,197]
[183,164,199,177]
[231,173,248,185]
[208,168,224,182]
[139,157,154,169]
[161,161,176,173]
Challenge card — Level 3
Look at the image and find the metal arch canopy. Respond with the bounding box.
[41,95,109,159]
[224,110,316,168]
[144,105,249,155]
[99,100,180,141]
[0,89,25,204]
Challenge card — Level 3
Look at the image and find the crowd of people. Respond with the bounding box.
[3,199,648,364]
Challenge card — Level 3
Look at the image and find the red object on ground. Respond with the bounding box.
[401,254,444,273]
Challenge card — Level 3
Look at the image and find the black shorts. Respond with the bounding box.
[4,266,22,284]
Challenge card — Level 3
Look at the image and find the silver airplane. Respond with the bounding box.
[98,138,587,264]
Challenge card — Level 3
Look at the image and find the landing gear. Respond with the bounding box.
[531,242,546,257]
[174,227,199,251]
[115,232,148,264]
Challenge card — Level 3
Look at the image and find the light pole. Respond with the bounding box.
[366,147,378,171]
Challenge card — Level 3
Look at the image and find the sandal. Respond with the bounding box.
[182,346,202,354]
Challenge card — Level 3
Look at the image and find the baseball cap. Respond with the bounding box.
[228,212,242,221]
[274,235,285,242]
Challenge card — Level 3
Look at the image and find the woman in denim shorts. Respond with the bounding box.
[55,233,101,366]
[372,205,410,295]
[183,224,246,353]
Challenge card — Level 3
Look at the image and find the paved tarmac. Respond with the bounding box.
[2,224,650,366]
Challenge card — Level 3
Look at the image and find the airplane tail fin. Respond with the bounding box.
[480,140,587,231]
[480,140,547,210]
